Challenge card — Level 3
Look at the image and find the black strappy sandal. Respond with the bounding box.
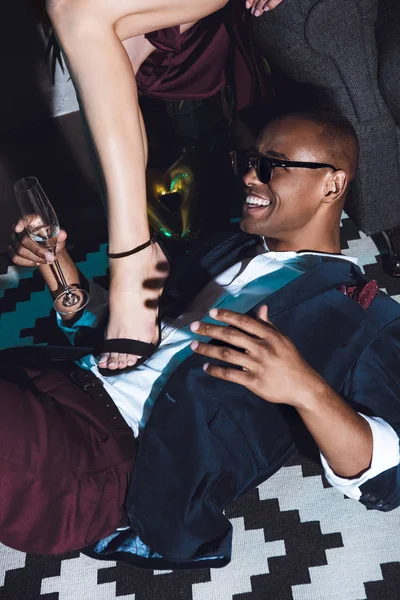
[97,236,162,377]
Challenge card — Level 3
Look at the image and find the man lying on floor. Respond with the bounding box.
[5,109,400,569]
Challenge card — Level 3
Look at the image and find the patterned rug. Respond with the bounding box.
[1,214,400,600]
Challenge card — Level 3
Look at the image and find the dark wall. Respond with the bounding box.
[0,1,102,256]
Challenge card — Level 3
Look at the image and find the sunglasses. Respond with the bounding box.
[230,150,338,184]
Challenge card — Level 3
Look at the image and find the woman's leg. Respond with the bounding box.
[47,0,228,370]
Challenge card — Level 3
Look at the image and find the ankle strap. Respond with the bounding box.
[107,236,157,259]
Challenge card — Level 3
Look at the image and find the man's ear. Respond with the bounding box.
[323,170,347,202]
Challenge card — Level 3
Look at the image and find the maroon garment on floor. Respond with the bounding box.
[0,349,135,555]
[137,2,268,110]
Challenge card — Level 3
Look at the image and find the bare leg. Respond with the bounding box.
[47,0,228,370]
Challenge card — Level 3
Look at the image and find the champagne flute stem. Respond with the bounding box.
[53,258,72,293]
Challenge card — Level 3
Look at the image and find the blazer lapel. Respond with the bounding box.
[161,231,257,319]
[162,240,367,324]
[254,257,369,391]
[264,257,367,319]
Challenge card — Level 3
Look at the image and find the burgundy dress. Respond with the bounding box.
[136,3,269,110]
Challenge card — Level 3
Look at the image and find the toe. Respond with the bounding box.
[97,351,140,371]
[127,354,138,367]
[118,353,128,369]
[107,352,120,369]
[98,354,108,366]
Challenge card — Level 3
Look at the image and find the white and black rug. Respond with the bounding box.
[1,214,400,600]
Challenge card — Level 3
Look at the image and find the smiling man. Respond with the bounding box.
[238,112,358,249]
[6,109,400,568]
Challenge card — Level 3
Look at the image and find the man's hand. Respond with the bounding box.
[190,306,323,408]
[9,218,67,267]
[191,306,374,479]
[9,218,81,319]
[245,0,283,18]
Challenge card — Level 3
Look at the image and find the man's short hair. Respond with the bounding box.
[276,109,360,181]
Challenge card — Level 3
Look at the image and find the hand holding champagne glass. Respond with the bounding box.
[14,177,89,315]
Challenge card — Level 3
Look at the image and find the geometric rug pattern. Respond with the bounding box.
[1,214,400,599]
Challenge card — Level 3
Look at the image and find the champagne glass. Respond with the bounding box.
[14,177,89,315]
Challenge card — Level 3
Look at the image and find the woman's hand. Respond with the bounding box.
[9,218,67,267]
[190,306,323,408]
[245,0,284,17]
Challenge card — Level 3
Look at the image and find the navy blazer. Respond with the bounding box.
[84,232,400,569]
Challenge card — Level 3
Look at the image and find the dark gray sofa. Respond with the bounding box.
[251,0,400,236]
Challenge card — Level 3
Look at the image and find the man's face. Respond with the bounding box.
[240,118,335,242]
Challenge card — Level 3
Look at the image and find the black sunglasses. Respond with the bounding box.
[230,150,338,184]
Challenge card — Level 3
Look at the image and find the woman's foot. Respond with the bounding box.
[97,241,168,372]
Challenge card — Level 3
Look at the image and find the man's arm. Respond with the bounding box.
[293,381,372,478]
[40,249,88,321]
[10,218,170,347]
[190,306,400,496]
[9,220,85,321]
[9,220,108,342]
